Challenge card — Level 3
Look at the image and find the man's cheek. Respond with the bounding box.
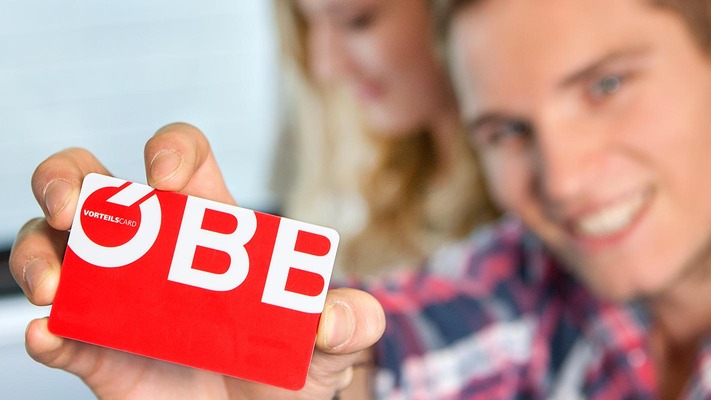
[483,159,527,212]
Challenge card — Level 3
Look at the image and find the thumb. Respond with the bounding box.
[303,288,385,396]
[144,122,235,205]
[316,288,385,354]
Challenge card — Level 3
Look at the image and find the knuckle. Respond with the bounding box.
[9,219,45,268]
[31,149,94,203]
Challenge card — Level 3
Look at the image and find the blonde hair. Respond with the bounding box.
[271,0,496,277]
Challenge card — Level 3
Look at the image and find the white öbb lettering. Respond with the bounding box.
[69,174,339,314]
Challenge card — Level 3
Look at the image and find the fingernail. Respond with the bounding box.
[149,150,182,184]
[324,302,354,349]
[44,180,72,218]
[24,258,47,296]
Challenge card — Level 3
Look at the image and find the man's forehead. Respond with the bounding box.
[447,0,656,109]
[449,0,646,69]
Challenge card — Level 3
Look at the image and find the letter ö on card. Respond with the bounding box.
[48,173,340,390]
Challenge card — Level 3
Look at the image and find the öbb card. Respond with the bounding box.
[48,173,339,390]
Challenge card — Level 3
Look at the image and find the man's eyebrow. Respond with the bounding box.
[558,46,652,89]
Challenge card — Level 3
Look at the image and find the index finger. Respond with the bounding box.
[144,122,235,204]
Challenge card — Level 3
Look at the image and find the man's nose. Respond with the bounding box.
[534,118,602,207]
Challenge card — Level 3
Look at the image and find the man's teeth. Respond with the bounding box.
[575,193,646,237]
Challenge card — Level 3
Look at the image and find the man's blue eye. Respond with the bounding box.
[495,121,530,141]
[468,117,532,150]
[591,75,623,98]
[481,120,531,148]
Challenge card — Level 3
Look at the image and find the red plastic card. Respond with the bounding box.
[49,173,339,390]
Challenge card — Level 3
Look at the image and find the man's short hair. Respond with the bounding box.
[433,0,711,55]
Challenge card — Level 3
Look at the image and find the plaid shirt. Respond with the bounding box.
[366,217,711,399]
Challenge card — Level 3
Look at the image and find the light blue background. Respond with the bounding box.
[0,2,280,398]
[0,0,280,247]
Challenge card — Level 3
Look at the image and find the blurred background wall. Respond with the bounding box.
[0,1,279,397]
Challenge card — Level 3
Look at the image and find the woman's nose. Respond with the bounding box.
[309,25,354,84]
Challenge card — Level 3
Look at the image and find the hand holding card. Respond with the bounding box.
[49,173,339,390]
[11,125,385,399]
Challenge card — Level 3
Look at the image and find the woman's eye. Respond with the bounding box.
[344,11,375,30]
[589,74,624,100]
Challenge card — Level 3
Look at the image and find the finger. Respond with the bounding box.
[336,351,376,399]
[31,147,111,230]
[25,318,107,380]
[9,218,68,305]
[27,317,226,400]
[306,288,385,393]
[316,288,385,354]
[144,122,235,205]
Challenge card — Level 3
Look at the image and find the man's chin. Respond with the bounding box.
[559,258,642,303]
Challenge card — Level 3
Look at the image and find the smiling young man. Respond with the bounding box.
[368,0,711,398]
[9,0,711,399]
[373,0,711,398]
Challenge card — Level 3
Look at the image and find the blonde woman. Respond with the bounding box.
[273,0,496,278]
